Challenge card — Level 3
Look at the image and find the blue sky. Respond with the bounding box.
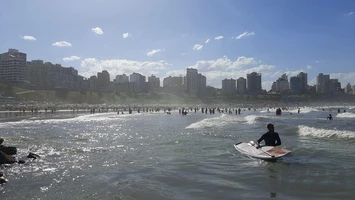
[1,0,355,89]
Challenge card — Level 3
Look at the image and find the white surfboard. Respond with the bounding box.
[234,142,291,160]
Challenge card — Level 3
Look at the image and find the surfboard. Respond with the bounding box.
[234,142,291,160]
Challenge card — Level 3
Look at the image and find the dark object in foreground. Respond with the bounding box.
[27,152,41,159]
[0,146,17,155]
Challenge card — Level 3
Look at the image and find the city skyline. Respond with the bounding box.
[1,0,355,90]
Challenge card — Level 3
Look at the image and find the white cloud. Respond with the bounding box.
[22,36,36,41]
[205,39,210,43]
[184,56,280,89]
[315,60,323,63]
[329,72,355,85]
[52,41,72,47]
[214,36,224,40]
[348,12,354,16]
[306,65,312,70]
[80,58,169,79]
[189,56,258,71]
[193,44,203,51]
[63,56,80,61]
[146,49,165,56]
[181,53,186,56]
[123,32,131,39]
[92,27,104,35]
[235,31,255,39]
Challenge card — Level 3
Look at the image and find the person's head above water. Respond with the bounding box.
[267,123,274,132]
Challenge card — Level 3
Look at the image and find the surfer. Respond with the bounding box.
[257,123,281,147]
[327,114,333,120]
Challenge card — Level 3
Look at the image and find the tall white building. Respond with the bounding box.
[0,49,27,84]
[237,77,247,93]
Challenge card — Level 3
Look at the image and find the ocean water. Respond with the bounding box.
[1,106,355,199]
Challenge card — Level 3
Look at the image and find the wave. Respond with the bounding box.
[186,114,243,129]
[298,125,355,139]
[336,112,355,118]
[288,107,319,114]
[244,115,261,124]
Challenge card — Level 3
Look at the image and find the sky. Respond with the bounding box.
[1,0,355,90]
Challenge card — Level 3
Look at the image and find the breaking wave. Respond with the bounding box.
[298,125,355,139]
[336,112,355,118]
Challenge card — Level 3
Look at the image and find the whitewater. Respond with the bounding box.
[1,106,354,199]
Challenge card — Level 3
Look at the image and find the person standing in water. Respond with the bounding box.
[257,123,281,147]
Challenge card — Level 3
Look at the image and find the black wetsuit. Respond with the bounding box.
[257,132,281,146]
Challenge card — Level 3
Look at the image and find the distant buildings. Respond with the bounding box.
[130,72,146,93]
[148,75,160,91]
[298,72,308,92]
[316,73,341,94]
[237,77,246,94]
[186,68,206,95]
[275,74,289,93]
[1,48,355,96]
[290,76,302,93]
[163,76,184,88]
[222,78,236,94]
[247,72,262,93]
[0,49,27,84]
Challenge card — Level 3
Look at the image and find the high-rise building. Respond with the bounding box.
[352,85,355,95]
[115,74,129,83]
[198,73,206,95]
[97,70,110,91]
[275,74,289,93]
[297,72,308,92]
[27,60,79,90]
[328,79,341,93]
[316,73,330,94]
[0,49,27,84]
[163,76,184,87]
[345,83,352,94]
[148,75,160,91]
[222,78,236,94]
[290,76,302,93]
[247,72,262,93]
[186,68,199,94]
[237,77,247,94]
[130,72,146,92]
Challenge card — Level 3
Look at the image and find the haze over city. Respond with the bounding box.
[1,0,355,90]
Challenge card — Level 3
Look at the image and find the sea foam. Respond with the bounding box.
[298,125,355,139]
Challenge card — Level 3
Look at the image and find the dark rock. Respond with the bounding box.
[18,160,26,164]
[0,172,3,177]
[0,146,17,155]
[0,151,17,165]
[27,152,40,159]
[0,177,7,184]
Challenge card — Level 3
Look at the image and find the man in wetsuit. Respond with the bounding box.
[257,123,281,147]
